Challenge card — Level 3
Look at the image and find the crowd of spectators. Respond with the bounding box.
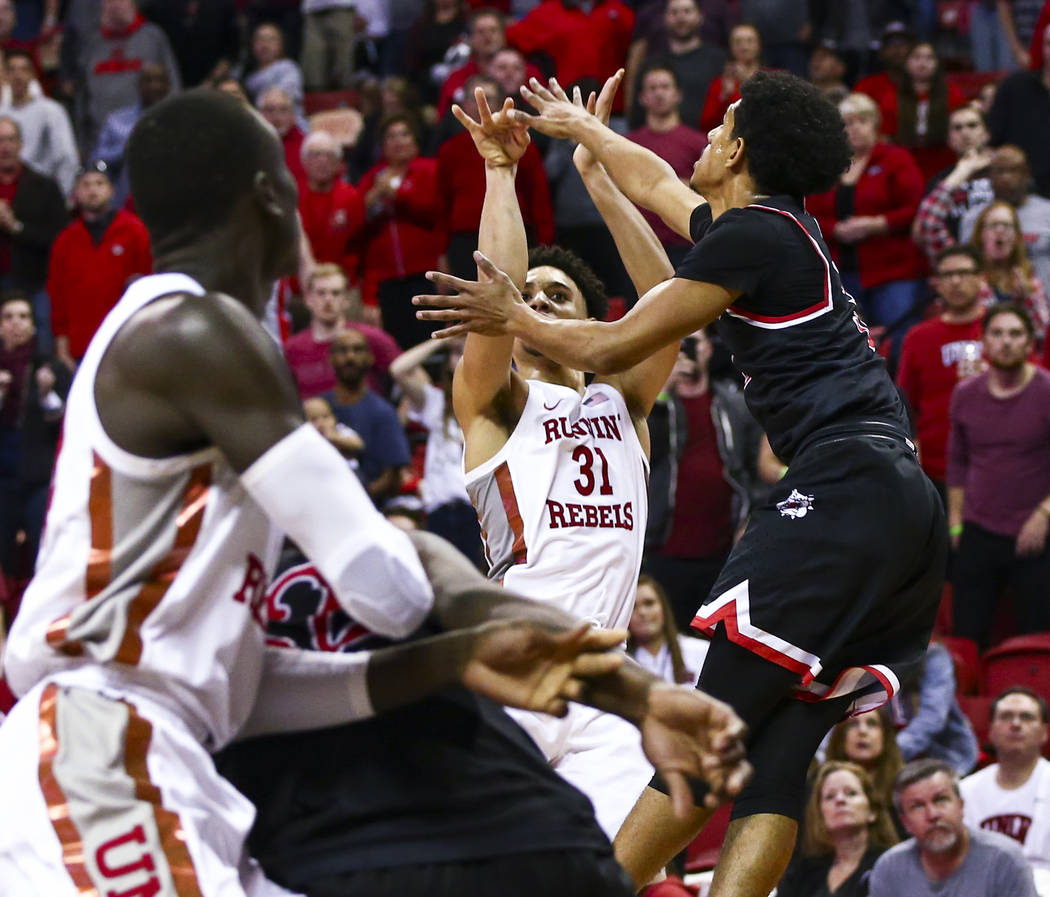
[3,0,1050,892]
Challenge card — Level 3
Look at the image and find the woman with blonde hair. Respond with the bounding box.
[627,574,708,686]
[778,761,898,897]
[971,199,1050,346]
[825,707,903,821]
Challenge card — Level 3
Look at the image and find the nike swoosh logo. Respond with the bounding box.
[543,400,562,411]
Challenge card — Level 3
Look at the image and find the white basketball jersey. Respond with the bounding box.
[465,379,649,631]
[4,273,283,750]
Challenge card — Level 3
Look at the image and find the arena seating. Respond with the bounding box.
[982,634,1050,707]
[685,803,732,872]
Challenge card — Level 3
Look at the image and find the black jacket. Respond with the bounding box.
[0,343,71,486]
[7,165,68,291]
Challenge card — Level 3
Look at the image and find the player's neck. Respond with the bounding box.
[996,752,1041,789]
[154,244,275,320]
[706,175,766,221]
[517,353,583,392]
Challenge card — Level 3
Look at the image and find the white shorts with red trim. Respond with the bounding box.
[0,679,300,897]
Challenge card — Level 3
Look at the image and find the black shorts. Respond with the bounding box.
[305,849,634,897]
[694,426,946,712]
[664,427,947,821]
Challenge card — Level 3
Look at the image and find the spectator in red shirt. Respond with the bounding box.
[808,92,927,361]
[48,162,152,368]
[298,130,366,281]
[855,21,916,128]
[699,22,761,132]
[897,246,987,497]
[283,262,400,399]
[505,0,634,113]
[258,85,306,185]
[437,76,553,280]
[358,114,445,349]
[627,63,707,267]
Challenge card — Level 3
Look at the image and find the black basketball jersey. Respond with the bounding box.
[216,561,610,890]
[675,196,910,462]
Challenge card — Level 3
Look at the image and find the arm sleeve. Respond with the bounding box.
[236,645,373,740]
[896,643,957,760]
[914,182,958,259]
[240,424,434,639]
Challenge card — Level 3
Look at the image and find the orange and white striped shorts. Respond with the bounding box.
[0,680,299,897]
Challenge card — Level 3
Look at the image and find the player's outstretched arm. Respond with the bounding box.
[415,252,738,375]
[514,74,702,240]
[235,620,626,740]
[572,73,679,419]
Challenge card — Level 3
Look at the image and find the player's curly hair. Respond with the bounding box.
[527,245,609,321]
[733,71,853,199]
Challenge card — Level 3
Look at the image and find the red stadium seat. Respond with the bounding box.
[938,635,980,695]
[304,89,360,116]
[945,71,1005,102]
[685,803,732,872]
[982,634,1050,706]
[933,582,953,637]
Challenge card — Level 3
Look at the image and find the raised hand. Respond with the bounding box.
[574,69,624,172]
[414,250,532,339]
[462,620,626,717]
[453,89,531,168]
[511,76,596,139]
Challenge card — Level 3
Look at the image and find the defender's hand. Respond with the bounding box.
[511,76,595,139]
[462,620,626,717]
[414,250,534,340]
[453,90,531,168]
[574,69,624,173]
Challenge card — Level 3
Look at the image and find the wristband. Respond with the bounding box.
[949,524,963,537]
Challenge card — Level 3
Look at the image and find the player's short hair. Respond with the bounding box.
[306,262,348,292]
[990,686,1049,723]
[528,245,608,321]
[892,758,960,813]
[126,88,277,244]
[732,71,852,199]
[934,244,982,272]
[983,300,1034,337]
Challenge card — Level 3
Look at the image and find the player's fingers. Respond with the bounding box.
[475,87,495,126]
[450,104,480,131]
[572,85,583,107]
[414,307,469,321]
[664,771,698,818]
[576,626,628,650]
[570,653,623,678]
[595,69,624,122]
[542,697,570,718]
[508,107,539,127]
[527,76,557,102]
[423,270,479,292]
[472,250,515,285]
[547,77,571,102]
[427,323,471,340]
[585,92,597,115]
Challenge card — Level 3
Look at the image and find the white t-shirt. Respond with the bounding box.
[961,757,1050,870]
[408,382,470,512]
[631,634,709,686]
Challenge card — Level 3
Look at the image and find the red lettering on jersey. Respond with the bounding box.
[107,880,162,897]
[583,504,599,526]
[233,554,268,629]
[546,499,567,527]
[980,814,1032,844]
[623,501,633,528]
[566,503,584,525]
[598,505,614,527]
[542,418,562,443]
[601,414,621,441]
[96,825,156,878]
[545,499,634,530]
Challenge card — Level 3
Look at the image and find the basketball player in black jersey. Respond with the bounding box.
[416,71,947,897]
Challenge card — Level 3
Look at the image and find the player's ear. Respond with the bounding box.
[252,170,287,218]
[726,136,746,172]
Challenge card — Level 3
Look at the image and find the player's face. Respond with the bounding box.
[934,255,981,309]
[820,770,874,836]
[984,311,1033,372]
[640,71,680,117]
[842,712,884,765]
[989,693,1048,759]
[305,275,349,324]
[692,102,739,193]
[0,299,33,349]
[629,583,665,644]
[947,108,987,156]
[522,266,588,321]
[898,772,965,855]
[252,110,301,278]
[664,0,700,40]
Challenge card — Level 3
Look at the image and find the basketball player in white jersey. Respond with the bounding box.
[0,89,749,897]
[443,77,682,838]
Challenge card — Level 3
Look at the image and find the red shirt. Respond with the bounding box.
[627,124,707,247]
[436,131,554,242]
[283,321,401,398]
[659,391,734,558]
[283,126,307,185]
[436,58,544,116]
[897,313,985,480]
[47,209,152,358]
[299,180,366,280]
[807,142,927,287]
[357,157,445,304]
[506,0,634,112]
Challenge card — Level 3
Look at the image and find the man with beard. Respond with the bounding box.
[869,758,1037,896]
[946,303,1050,649]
